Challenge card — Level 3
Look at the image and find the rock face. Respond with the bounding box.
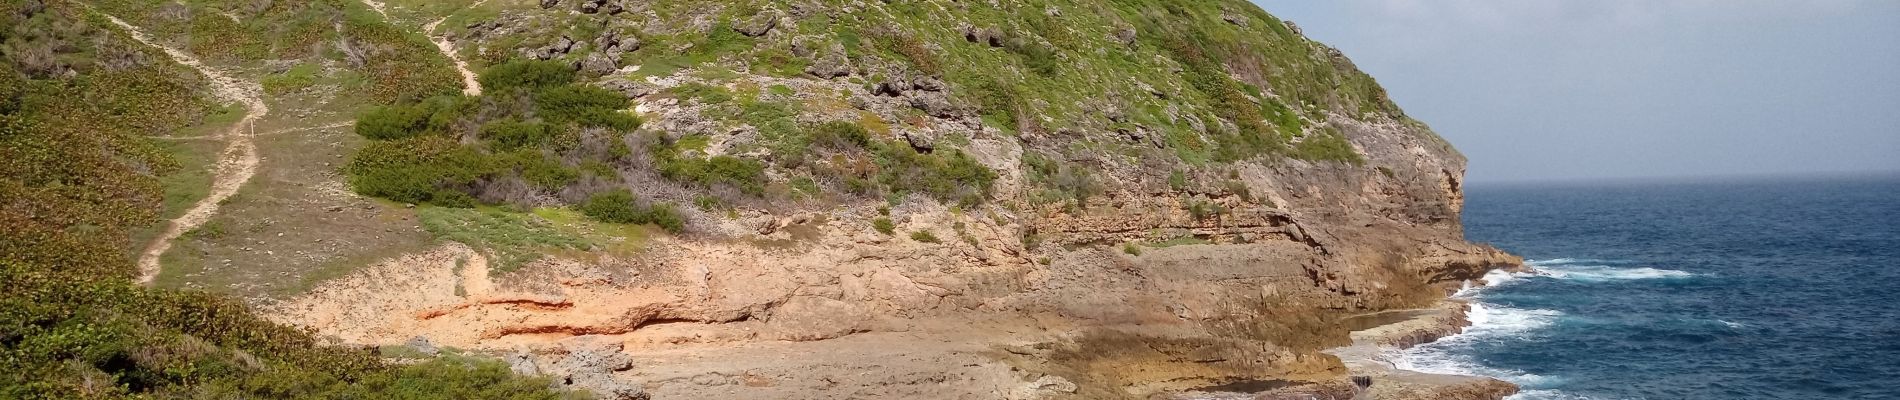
[275,1,1525,399]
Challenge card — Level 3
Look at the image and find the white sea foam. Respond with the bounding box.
[1385,304,1563,383]
[1391,261,1602,399]
[1537,265,1693,282]
[1527,258,1634,266]
[1507,389,1603,400]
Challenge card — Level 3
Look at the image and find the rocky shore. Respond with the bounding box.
[1325,301,1519,400]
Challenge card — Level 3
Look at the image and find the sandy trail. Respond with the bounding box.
[359,0,484,95]
[102,14,270,285]
[423,0,488,95]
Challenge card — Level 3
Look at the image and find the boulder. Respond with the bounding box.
[567,372,649,400]
[804,44,851,78]
[576,53,618,76]
[404,336,439,356]
[908,93,959,118]
[734,13,778,37]
[506,351,539,376]
[601,79,656,99]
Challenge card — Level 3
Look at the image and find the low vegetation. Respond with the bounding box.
[0,3,573,397]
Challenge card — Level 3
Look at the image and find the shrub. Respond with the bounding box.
[809,120,872,150]
[1123,243,1143,256]
[481,119,555,150]
[1292,130,1365,165]
[872,217,895,235]
[356,103,433,140]
[534,85,638,129]
[479,59,576,92]
[347,136,498,206]
[653,136,768,195]
[1187,200,1227,221]
[578,191,686,233]
[1169,170,1189,191]
[910,230,940,243]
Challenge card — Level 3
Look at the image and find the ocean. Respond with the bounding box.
[1389,175,1900,399]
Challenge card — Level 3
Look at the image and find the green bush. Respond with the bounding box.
[347,136,498,206]
[810,120,872,150]
[1292,130,1365,165]
[356,103,433,140]
[1123,243,1143,256]
[653,139,768,195]
[479,59,576,92]
[872,217,895,235]
[909,230,940,243]
[579,191,686,233]
[481,119,556,150]
[534,85,638,129]
[870,143,997,207]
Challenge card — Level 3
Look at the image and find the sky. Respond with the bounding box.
[1252,0,1900,183]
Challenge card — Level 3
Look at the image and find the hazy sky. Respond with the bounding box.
[1253,1,1900,183]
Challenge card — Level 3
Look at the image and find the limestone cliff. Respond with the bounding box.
[268,0,1523,399]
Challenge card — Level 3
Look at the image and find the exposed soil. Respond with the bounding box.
[102,13,270,286]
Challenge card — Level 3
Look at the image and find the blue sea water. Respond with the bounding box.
[1388,175,1900,399]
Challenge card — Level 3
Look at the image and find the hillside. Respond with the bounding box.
[2,0,1522,399]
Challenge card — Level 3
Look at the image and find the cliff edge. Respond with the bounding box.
[230,0,1528,398]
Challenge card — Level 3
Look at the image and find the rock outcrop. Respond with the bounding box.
[273,1,1525,399]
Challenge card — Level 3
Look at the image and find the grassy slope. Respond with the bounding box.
[0,0,578,397]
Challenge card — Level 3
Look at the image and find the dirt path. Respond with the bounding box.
[423,0,488,96]
[359,0,484,95]
[102,14,271,285]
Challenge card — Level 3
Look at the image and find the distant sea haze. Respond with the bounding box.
[1395,175,1900,399]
